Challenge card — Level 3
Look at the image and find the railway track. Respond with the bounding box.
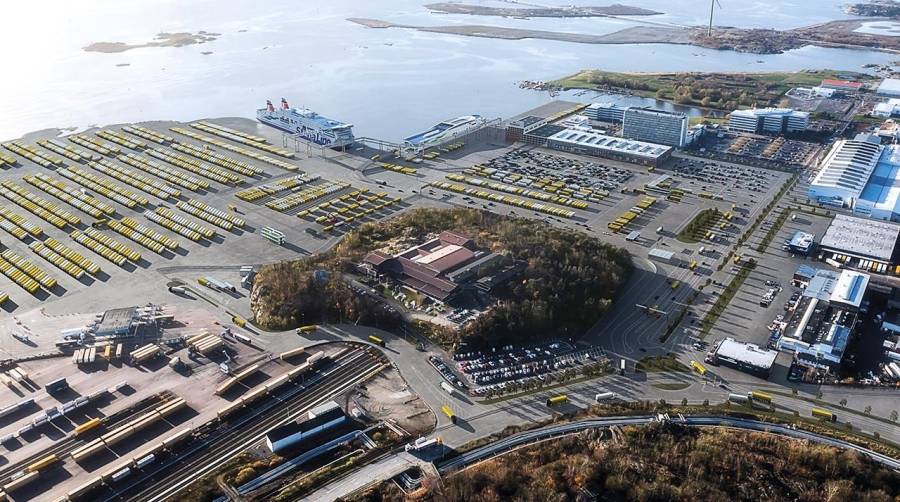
[0,391,174,483]
[108,347,384,502]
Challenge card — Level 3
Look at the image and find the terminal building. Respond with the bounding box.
[709,338,778,379]
[727,108,809,134]
[621,107,688,147]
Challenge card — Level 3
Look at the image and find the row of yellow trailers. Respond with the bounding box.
[146,147,243,185]
[464,165,606,203]
[97,129,146,151]
[170,126,299,171]
[2,140,63,168]
[302,190,398,231]
[380,163,418,175]
[0,205,42,239]
[608,196,657,233]
[190,121,295,159]
[122,124,174,145]
[266,180,349,212]
[58,165,149,208]
[90,158,182,200]
[236,173,316,202]
[176,199,245,230]
[0,149,19,168]
[119,151,209,192]
[429,181,576,218]
[170,141,261,177]
[445,173,590,210]
[1,179,81,228]
[25,173,116,218]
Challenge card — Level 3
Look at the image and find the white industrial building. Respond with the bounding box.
[819,213,900,267]
[873,98,900,118]
[877,78,900,98]
[728,108,809,134]
[546,128,672,166]
[808,133,900,221]
[808,134,883,207]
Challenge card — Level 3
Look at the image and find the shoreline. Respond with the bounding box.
[348,17,900,55]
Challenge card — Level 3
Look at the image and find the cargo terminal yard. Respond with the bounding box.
[0,100,899,500]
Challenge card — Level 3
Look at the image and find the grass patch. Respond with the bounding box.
[652,382,691,391]
[635,355,690,373]
[676,207,722,244]
[552,69,874,112]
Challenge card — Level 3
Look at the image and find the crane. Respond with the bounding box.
[707,0,723,37]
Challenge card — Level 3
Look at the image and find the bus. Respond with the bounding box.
[547,395,568,407]
[749,390,773,403]
[811,407,836,422]
[368,335,385,347]
[690,360,707,375]
[296,325,317,334]
[441,405,457,424]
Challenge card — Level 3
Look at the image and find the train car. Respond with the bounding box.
[749,391,773,403]
[811,407,836,422]
[368,334,385,347]
[690,360,707,375]
[279,347,307,361]
[25,454,59,473]
[440,405,457,424]
[73,417,102,436]
[546,395,568,407]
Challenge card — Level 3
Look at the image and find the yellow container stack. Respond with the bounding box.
[146,148,243,185]
[118,153,207,192]
[29,241,84,279]
[170,127,298,170]
[89,159,181,200]
[57,167,149,207]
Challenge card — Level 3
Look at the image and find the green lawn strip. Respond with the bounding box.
[635,355,690,373]
[676,207,722,244]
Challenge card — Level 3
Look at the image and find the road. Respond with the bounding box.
[438,414,900,472]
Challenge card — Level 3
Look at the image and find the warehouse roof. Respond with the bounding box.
[819,213,900,261]
[548,128,671,160]
[715,338,778,370]
[810,136,883,198]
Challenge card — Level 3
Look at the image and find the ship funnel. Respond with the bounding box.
[281,98,290,110]
[266,100,275,112]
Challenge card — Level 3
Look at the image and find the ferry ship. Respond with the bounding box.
[403,115,486,150]
[257,98,355,149]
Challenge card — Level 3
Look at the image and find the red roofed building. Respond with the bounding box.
[820,79,863,92]
[362,231,498,303]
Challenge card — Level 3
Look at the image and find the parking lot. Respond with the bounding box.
[700,132,819,167]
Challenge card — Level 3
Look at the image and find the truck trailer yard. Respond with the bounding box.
[1,111,899,500]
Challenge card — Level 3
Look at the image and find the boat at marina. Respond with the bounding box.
[256,98,355,149]
[403,115,486,151]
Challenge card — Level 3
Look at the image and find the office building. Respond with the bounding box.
[622,107,688,147]
[728,108,809,134]
[585,102,627,123]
